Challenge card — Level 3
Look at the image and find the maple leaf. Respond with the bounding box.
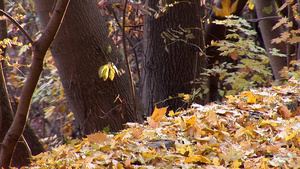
[212,0,239,17]
[271,37,283,44]
[151,105,168,122]
[272,17,288,30]
[240,91,257,104]
[288,36,300,44]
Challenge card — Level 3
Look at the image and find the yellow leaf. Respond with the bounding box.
[247,1,255,10]
[151,105,168,122]
[114,133,125,140]
[184,155,211,164]
[168,110,175,116]
[286,133,296,141]
[117,163,123,169]
[74,144,82,153]
[176,145,193,156]
[168,110,180,117]
[241,91,258,104]
[212,158,220,165]
[212,0,239,17]
[109,67,115,81]
[232,160,242,168]
[99,64,110,81]
[247,93,258,104]
[225,95,238,102]
[99,62,118,81]
[142,150,156,159]
[183,94,191,100]
[186,115,197,127]
[259,120,278,127]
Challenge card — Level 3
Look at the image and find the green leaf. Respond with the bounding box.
[262,5,273,15]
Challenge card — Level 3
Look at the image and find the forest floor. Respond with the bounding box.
[24,77,300,169]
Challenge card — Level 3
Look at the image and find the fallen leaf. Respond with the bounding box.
[184,155,211,164]
[278,106,291,119]
[87,132,110,144]
[151,105,168,122]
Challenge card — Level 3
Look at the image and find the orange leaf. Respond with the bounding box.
[212,0,239,17]
[151,105,168,122]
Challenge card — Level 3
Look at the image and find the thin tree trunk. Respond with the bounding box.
[34,0,144,135]
[0,0,69,167]
[0,0,44,167]
[255,0,287,79]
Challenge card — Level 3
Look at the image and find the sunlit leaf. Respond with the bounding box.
[286,133,296,141]
[99,64,109,81]
[151,105,168,122]
[212,0,238,17]
[99,62,118,81]
[259,120,278,127]
[186,115,197,128]
[184,155,211,164]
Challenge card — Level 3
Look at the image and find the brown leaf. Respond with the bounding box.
[278,106,291,119]
[272,17,288,30]
[87,132,110,144]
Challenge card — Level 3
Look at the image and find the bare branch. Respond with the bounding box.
[122,0,138,121]
[0,9,34,44]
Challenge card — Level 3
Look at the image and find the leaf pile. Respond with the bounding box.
[27,79,300,168]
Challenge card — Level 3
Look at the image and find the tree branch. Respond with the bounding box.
[0,0,70,167]
[122,0,137,121]
[0,9,34,44]
[247,16,281,23]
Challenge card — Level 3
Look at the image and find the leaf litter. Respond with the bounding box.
[26,78,300,168]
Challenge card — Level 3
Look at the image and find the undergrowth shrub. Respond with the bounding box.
[203,15,273,96]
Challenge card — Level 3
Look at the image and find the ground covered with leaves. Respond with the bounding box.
[26,78,300,169]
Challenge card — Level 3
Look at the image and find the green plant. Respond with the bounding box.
[203,15,273,96]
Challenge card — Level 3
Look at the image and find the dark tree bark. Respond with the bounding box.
[141,0,206,116]
[205,0,247,101]
[34,0,144,135]
[255,0,287,79]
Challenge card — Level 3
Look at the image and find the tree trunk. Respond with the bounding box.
[141,0,206,116]
[255,0,287,79]
[34,0,144,135]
